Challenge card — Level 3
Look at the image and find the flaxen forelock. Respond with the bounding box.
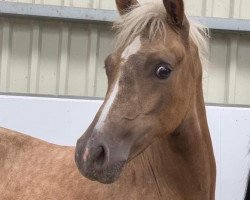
[113,1,209,67]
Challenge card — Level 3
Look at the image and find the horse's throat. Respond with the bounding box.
[119,103,214,199]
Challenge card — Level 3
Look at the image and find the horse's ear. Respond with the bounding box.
[163,0,185,28]
[116,0,139,15]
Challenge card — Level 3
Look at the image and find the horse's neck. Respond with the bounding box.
[118,91,215,199]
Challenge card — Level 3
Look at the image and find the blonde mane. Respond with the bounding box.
[113,2,209,67]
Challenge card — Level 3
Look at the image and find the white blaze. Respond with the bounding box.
[121,36,141,61]
[95,78,119,131]
[95,36,141,131]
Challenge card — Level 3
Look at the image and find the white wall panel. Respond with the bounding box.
[0,95,250,200]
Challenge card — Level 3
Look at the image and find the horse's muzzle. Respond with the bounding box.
[75,135,128,184]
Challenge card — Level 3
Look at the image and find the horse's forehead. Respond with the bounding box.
[121,36,142,61]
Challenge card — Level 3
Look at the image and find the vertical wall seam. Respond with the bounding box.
[85,25,91,95]
[85,0,101,96]
[226,35,238,104]
[0,18,3,86]
[94,28,100,96]
[36,23,42,93]
[1,21,9,92]
[204,0,214,17]
[230,0,235,18]
[63,0,71,6]
[224,35,231,103]
[34,0,43,4]
[86,24,98,97]
[93,0,100,9]
[56,23,63,95]
[234,35,239,102]
[232,0,242,19]
[201,0,206,16]
[6,22,13,93]
[58,23,70,95]
[64,25,70,95]
[239,0,243,19]
[27,20,33,93]
[29,21,41,94]
[65,26,71,96]
[211,0,215,17]
[204,37,212,101]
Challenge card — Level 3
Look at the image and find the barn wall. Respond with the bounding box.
[0,0,250,105]
[204,32,250,105]
[0,19,112,97]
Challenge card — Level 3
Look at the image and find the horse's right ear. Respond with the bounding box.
[116,0,139,15]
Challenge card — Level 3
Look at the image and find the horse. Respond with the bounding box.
[0,0,216,199]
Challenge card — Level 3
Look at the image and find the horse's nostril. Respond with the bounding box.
[93,146,106,167]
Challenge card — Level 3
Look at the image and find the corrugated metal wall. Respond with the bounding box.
[0,19,112,97]
[0,0,250,105]
[204,32,250,105]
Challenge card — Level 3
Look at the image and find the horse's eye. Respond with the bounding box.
[155,65,172,79]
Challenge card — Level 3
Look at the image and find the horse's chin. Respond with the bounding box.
[76,159,127,184]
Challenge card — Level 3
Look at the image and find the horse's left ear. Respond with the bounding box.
[116,0,139,15]
[163,0,185,28]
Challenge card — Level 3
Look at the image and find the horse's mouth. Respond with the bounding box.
[75,155,126,184]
